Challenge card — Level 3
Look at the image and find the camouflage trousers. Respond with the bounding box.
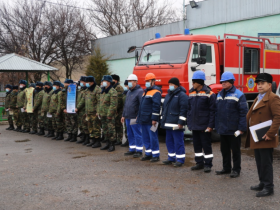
[18,108,29,130]
[65,113,78,134]
[27,113,37,131]
[42,112,53,131]
[36,110,44,129]
[12,109,19,126]
[52,113,64,132]
[100,116,116,142]
[78,110,86,133]
[85,114,101,138]
[115,111,123,142]
[8,114,13,125]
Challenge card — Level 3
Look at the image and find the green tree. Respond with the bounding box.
[86,46,112,85]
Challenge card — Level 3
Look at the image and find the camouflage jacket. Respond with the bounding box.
[98,85,117,118]
[122,90,128,106]
[9,91,18,109]
[5,90,12,109]
[113,83,124,112]
[49,89,61,113]
[41,88,54,112]
[57,88,67,114]
[78,84,101,115]
[76,87,87,112]
[33,89,44,112]
[17,88,27,108]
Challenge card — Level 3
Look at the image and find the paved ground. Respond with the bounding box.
[0,125,280,210]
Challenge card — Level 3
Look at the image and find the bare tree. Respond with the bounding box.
[88,0,178,36]
[0,0,95,82]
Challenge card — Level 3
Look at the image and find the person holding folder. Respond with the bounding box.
[245,73,280,197]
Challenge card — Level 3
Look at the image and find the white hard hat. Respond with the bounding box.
[127,74,138,81]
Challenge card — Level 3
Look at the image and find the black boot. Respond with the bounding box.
[52,132,59,140]
[108,141,115,152]
[92,140,101,148]
[115,140,122,146]
[70,134,77,142]
[77,132,83,137]
[56,132,64,140]
[86,137,96,147]
[101,136,106,143]
[100,140,110,150]
[15,126,22,132]
[47,130,55,138]
[76,134,85,144]
[37,128,45,136]
[82,134,90,145]
[121,140,129,147]
[9,125,15,131]
[22,129,30,133]
[30,129,37,134]
[64,133,72,141]
[6,125,12,130]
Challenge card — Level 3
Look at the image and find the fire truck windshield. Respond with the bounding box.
[138,41,190,66]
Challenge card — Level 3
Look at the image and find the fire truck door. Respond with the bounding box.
[188,43,216,86]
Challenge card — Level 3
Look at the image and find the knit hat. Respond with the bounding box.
[111,74,120,82]
[64,79,73,84]
[192,79,204,86]
[168,77,180,86]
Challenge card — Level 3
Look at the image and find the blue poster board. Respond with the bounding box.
[66,83,76,113]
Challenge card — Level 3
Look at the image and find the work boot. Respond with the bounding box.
[100,140,110,150]
[22,129,30,133]
[121,140,129,147]
[150,157,160,162]
[141,155,152,161]
[47,130,55,138]
[173,162,183,167]
[64,133,72,141]
[101,136,106,143]
[230,170,240,178]
[133,152,142,158]
[82,134,90,145]
[92,140,101,148]
[204,166,211,173]
[162,159,175,165]
[18,127,24,132]
[87,138,96,147]
[215,169,231,175]
[76,134,85,144]
[108,141,115,152]
[124,151,135,156]
[56,132,64,140]
[250,184,264,191]
[70,134,77,142]
[6,125,12,130]
[191,164,204,171]
[9,125,15,130]
[37,128,45,136]
[256,188,274,197]
[115,140,122,146]
[14,126,19,131]
[52,132,59,140]
[77,132,83,137]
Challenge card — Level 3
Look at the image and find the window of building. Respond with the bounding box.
[244,48,259,74]
[191,43,212,63]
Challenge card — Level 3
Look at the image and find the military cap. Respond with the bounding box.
[255,73,273,84]
[13,85,18,89]
[19,80,27,85]
[80,76,87,82]
[44,81,53,86]
[86,76,95,82]
[29,83,36,88]
[124,80,128,86]
[53,81,61,86]
[111,74,120,81]
[101,75,113,83]
[64,79,73,84]
[5,84,13,89]
[36,81,44,87]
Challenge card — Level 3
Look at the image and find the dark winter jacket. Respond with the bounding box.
[187,85,216,130]
[137,85,162,125]
[160,86,188,130]
[122,84,143,119]
[215,86,248,135]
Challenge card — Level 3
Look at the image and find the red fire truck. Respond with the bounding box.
[129,32,280,106]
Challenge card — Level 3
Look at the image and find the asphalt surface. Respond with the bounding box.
[1,125,280,210]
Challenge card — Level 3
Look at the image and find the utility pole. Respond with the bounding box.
[183,0,186,29]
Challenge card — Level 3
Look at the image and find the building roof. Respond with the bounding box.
[0,53,58,72]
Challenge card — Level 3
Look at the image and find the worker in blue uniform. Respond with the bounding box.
[137,73,162,162]
[187,71,216,173]
[215,72,248,178]
[161,77,188,167]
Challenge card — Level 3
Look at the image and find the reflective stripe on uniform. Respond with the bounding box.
[136,146,143,150]
[129,145,136,149]
[176,154,186,158]
[152,150,160,154]
[165,123,177,127]
[224,96,239,102]
[152,113,159,116]
[179,116,186,121]
[168,153,176,157]
[217,96,223,100]
[195,153,204,157]
[204,154,214,158]
[145,149,152,153]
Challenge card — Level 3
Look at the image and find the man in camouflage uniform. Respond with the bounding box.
[4,84,13,130]
[111,74,124,145]
[24,83,36,134]
[61,79,78,142]
[76,76,87,143]
[9,86,19,131]
[34,82,45,135]
[17,80,28,132]
[49,81,63,140]
[76,76,102,147]
[57,81,68,140]
[41,81,54,138]
[98,75,118,152]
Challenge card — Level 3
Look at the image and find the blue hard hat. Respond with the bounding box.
[192,71,206,80]
[220,71,235,82]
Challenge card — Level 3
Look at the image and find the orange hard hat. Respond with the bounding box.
[145,73,156,81]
